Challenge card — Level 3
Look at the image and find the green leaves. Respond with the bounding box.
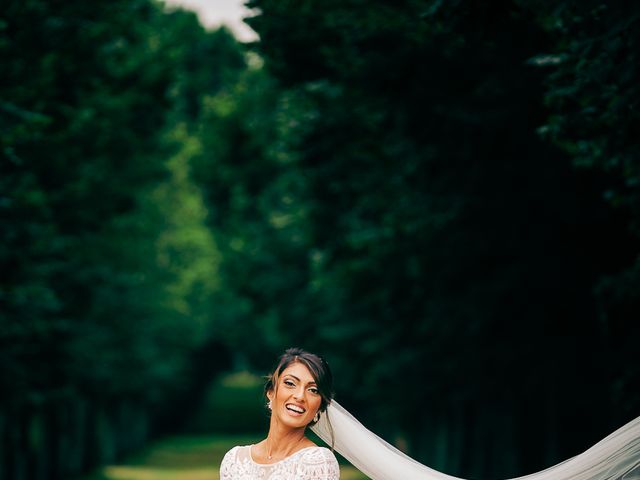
[3,0,639,477]
[0,0,234,407]
[224,0,640,476]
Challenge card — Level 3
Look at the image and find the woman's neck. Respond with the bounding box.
[264,421,308,460]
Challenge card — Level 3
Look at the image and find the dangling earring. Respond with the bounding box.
[313,411,320,423]
[267,400,272,410]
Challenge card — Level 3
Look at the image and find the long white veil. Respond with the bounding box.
[311,401,640,480]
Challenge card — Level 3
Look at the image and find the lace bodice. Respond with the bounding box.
[220,445,340,480]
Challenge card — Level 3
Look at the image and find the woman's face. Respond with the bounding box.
[268,361,322,429]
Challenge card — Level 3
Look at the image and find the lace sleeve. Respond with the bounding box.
[297,447,340,479]
[219,446,240,480]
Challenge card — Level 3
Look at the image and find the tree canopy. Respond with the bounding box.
[1,1,638,479]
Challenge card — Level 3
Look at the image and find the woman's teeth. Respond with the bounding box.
[286,404,305,413]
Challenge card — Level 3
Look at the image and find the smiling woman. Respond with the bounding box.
[266,363,323,434]
[219,348,340,479]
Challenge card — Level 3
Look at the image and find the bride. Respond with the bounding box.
[221,348,640,480]
[219,348,340,479]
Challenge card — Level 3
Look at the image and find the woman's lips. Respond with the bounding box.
[285,403,305,416]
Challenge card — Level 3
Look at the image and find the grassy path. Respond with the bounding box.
[82,434,369,480]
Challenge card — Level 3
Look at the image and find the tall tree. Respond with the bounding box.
[530,0,640,421]
[0,2,241,477]
[240,0,639,477]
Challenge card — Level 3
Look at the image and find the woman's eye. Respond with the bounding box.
[308,388,319,394]
[284,380,295,387]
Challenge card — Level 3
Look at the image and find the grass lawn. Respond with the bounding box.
[81,434,369,480]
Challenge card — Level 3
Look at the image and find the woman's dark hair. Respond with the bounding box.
[265,347,334,425]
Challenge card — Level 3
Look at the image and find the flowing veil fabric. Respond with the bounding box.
[311,401,640,480]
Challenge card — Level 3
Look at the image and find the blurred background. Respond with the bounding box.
[1,0,639,479]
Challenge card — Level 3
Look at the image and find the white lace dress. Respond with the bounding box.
[220,445,340,480]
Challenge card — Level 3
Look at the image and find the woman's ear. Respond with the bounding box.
[266,388,274,402]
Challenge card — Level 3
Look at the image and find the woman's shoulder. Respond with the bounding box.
[219,445,256,480]
[297,446,339,471]
[220,444,251,464]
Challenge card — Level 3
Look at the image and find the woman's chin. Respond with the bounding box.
[278,411,311,428]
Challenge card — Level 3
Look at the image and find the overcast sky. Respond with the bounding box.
[163,0,258,42]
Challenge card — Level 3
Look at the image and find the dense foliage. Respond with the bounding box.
[0,1,243,478]
[230,0,638,476]
[2,0,638,479]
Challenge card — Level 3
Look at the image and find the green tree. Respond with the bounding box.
[192,65,314,365]
[238,0,639,477]
[530,0,640,420]
[0,1,241,478]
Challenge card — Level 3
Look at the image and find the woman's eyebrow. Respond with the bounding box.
[283,374,316,385]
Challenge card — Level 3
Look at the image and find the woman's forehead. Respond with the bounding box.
[281,362,316,382]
